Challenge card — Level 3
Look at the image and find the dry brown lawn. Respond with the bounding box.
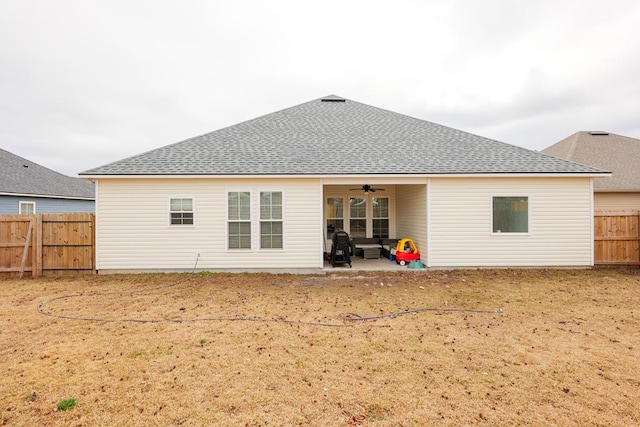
[1,268,639,426]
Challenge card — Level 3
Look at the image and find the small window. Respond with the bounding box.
[169,198,194,225]
[19,201,35,215]
[493,197,528,233]
[260,192,283,249]
[228,192,251,249]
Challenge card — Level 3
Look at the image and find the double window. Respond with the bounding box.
[492,196,529,233]
[227,191,283,250]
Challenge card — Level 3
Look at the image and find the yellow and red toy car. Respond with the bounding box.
[395,238,420,266]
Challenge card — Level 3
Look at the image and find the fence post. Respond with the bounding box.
[18,217,34,279]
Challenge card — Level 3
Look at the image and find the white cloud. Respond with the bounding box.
[1,0,639,175]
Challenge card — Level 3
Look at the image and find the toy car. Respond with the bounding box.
[395,238,420,266]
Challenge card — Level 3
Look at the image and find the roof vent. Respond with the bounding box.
[588,131,609,136]
[321,96,345,102]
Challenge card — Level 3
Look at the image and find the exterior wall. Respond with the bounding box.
[396,184,428,259]
[428,177,593,267]
[95,178,322,271]
[0,195,94,214]
[594,192,640,210]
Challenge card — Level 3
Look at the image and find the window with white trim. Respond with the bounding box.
[492,196,529,233]
[228,192,251,249]
[349,197,367,238]
[326,197,344,238]
[260,191,283,249]
[169,198,194,225]
[372,197,389,238]
[19,201,36,215]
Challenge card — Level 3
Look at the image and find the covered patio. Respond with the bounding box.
[322,182,428,269]
[322,255,415,272]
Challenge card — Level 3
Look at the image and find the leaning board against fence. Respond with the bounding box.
[594,210,640,266]
[0,213,95,278]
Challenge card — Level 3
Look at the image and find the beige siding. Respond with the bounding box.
[396,184,428,259]
[594,192,640,210]
[96,178,322,271]
[429,177,593,267]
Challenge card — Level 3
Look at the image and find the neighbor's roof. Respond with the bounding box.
[0,148,94,199]
[81,95,606,177]
[543,131,640,191]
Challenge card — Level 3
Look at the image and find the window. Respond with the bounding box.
[169,198,194,225]
[228,192,251,249]
[372,197,389,238]
[349,198,367,238]
[493,196,528,233]
[326,197,344,237]
[260,192,283,249]
[19,201,35,215]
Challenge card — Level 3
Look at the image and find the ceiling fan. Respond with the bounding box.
[349,184,385,194]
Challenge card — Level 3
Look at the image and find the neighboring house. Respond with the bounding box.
[80,95,608,272]
[0,148,94,214]
[542,131,640,210]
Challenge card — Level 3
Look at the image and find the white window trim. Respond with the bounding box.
[325,196,345,238]
[168,196,195,227]
[349,196,367,237]
[226,190,253,251]
[259,190,285,251]
[372,196,390,238]
[19,201,36,214]
[490,195,531,236]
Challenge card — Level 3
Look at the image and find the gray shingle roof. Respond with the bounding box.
[0,148,94,199]
[543,131,639,191]
[81,95,606,176]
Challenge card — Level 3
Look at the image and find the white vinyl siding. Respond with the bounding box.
[0,196,94,214]
[396,184,427,261]
[95,178,321,271]
[594,192,640,210]
[428,177,593,267]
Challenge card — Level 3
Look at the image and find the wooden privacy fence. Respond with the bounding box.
[0,213,95,278]
[594,210,640,266]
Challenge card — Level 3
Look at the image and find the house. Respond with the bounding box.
[542,131,640,210]
[80,95,608,272]
[0,148,94,214]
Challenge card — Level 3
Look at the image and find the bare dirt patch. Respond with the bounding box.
[1,268,639,426]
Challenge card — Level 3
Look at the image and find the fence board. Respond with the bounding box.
[0,213,95,278]
[594,210,640,266]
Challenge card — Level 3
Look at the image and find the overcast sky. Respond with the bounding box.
[2,0,639,177]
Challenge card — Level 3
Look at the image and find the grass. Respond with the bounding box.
[1,268,639,425]
[56,398,76,412]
